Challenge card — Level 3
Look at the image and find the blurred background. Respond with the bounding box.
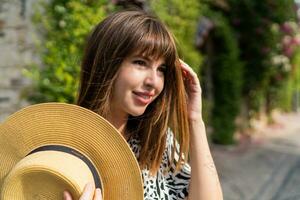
[1,0,300,199]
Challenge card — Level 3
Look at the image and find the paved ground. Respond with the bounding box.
[212,112,300,200]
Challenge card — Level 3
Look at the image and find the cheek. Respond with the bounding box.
[119,66,141,84]
[159,75,165,90]
[155,77,165,97]
[159,79,164,93]
[113,71,139,95]
[112,75,130,99]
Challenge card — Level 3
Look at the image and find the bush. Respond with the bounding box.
[228,0,297,115]
[27,0,108,103]
[203,10,243,144]
[150,0,202,70]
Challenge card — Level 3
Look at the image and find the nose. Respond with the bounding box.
[144,69,160,89]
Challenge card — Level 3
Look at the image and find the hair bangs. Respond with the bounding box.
[131,21,177,67]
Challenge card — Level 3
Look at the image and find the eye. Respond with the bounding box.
[158,65,167,74]
[133,59,147,66]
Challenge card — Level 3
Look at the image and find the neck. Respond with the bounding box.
[106,112,128,139]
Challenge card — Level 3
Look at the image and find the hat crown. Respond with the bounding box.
[1,150,99,199]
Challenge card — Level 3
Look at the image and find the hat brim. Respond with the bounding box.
[0,103,144,199]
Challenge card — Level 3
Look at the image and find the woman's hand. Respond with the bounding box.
[179,59,203,122]
[63,182,102,200]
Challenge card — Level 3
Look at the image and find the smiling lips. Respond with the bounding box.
[133,91,154,105]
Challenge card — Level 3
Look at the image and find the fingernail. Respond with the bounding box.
[96,188,101,193]
[96,188,102,197]
[63,191,68,199]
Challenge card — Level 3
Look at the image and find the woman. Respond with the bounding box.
[64,10,223,200]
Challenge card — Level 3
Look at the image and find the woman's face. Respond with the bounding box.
[110,53,166,117]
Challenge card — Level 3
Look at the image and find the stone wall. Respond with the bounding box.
[0,0,37,122]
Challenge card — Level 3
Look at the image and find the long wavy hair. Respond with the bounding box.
[77,10,190,174]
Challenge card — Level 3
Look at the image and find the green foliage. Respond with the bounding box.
[292,49,300,92]
[150,0,202,70]
[202,10,243,144]
[268,21,300,112]
[227,0,297,114]
[289,48,300,111]
[27,0,108,103]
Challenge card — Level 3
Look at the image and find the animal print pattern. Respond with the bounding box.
[127,130,191,200]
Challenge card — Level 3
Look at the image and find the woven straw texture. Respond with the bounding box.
[0,103,144,200]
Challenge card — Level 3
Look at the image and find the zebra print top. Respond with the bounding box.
[127,130,191,200]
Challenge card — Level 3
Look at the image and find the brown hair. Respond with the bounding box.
[77,10,190,174]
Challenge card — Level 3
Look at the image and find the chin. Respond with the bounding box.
[128,108,147,117]
[130,111,146,117]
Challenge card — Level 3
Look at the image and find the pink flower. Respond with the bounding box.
[283,47,294,57]
[280,23,293,34]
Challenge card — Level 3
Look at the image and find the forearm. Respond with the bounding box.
[188,119,223,200]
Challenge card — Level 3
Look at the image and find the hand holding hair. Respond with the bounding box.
[179,59,203,122]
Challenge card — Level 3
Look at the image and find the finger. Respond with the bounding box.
[179,59,200,85]
[63,191,73,200]
[93,188,103,200]
[179,59,191,70]
[79,182,95,200]
[179,59,196,76]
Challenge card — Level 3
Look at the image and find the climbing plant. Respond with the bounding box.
[27,0,108,103]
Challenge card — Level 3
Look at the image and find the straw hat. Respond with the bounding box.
[0,103,144,200]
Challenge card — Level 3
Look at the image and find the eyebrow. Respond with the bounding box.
[132,55,151,61]
[132,55,166,66]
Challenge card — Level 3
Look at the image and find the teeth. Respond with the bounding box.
[134,92,151,100]
[141,95,150,99]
